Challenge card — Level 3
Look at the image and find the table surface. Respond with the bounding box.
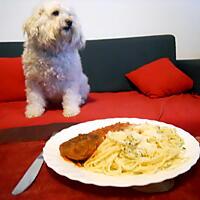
[0,123,200,200]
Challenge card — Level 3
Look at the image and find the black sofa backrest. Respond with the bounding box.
[0,35,199,93]
[175,59,200,94]
[81,35,176,92]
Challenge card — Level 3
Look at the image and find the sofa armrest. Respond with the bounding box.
[176,59,200,94]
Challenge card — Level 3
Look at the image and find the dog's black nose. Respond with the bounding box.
[66,19,72,28]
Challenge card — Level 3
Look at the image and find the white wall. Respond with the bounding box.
[0,0,200,59]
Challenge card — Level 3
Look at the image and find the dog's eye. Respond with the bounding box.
[52,10,59,16]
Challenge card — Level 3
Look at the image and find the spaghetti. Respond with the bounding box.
[83,123,185,175]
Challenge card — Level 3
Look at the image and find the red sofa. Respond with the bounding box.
[0,34,200,138]
[1,35,200,200]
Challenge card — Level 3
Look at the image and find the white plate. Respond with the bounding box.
[43,118,200,187]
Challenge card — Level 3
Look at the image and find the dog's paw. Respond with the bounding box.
[63,106,80,117]
[25,104,45,118]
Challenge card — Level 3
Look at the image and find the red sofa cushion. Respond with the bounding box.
[159,94,200,136]
[125,58,194,98]
[0,92,200,138]
[0,57,25,102]
[0,91,164,129]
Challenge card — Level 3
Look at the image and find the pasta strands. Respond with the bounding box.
[84,123,185,176]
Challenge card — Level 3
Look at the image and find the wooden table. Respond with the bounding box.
[0,123,200,200]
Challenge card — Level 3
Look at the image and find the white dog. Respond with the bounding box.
[22,1,90,118]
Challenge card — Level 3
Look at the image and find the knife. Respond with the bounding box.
[12,151,44,195]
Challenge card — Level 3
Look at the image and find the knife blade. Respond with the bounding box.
[12,151,44,195]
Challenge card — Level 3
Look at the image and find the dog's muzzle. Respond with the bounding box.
[63,19,73,32]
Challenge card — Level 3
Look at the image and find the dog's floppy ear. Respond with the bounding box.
[74,30,86,50]
[69,9,86,50]
[71,23,86,50]
[23,8,44,39]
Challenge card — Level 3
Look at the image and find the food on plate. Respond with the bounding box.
[60,122,186,176]
[84,123,186,175]
[59,122,131,161]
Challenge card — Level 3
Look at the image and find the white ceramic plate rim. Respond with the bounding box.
[43,118,200,187]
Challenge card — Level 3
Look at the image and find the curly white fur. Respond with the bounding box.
[22,0,90,118]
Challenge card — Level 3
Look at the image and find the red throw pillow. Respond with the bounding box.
[125,58,193,98]
[0,57,26,102]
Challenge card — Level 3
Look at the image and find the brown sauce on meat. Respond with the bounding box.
[59,122,131,161]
